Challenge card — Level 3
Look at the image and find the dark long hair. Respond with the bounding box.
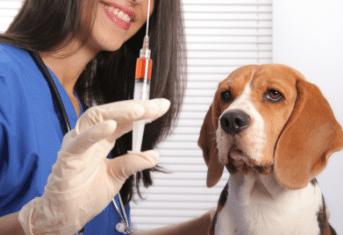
[0,0,187,205]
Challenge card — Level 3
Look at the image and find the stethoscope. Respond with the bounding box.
[29,51,134,234]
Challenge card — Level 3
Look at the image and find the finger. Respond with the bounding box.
[110,99,171,140]
[107,150,160,183]
[139,98,171,122]
[76,99,170,134]
[65,120,117,154]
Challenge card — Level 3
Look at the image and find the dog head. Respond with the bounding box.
[198,64,343,189]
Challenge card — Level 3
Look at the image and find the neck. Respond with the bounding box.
[225,171,324,235]
[230,171,287,200]
[39,40,99,116]
[39,42,97,95]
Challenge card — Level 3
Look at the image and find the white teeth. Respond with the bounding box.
[124,14,131,22]
[102,3,131,23]
[118,11,125,18]
[117,10,131,23]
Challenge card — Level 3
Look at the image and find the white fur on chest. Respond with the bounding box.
[215,172,323,235]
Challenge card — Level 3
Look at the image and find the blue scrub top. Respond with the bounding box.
[0,43,130,234]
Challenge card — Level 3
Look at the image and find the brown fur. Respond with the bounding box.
[198,106,223,187]
[274,76,343,189]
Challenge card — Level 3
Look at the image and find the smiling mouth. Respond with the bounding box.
[101,3,133,23]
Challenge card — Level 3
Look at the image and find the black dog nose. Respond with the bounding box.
[220,110,250,135]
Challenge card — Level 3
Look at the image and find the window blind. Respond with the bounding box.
[0,0,22,33]
[131,0,272,231]
[0,0,273,231]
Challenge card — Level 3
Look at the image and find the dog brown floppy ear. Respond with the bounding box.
[198,104,224,188]
[275,78,343,190]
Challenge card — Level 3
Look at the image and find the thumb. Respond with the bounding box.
[108,150,160,181]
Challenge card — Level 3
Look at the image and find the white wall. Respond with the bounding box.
[273,0,343,233]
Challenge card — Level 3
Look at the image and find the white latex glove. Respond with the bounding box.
[18,98,170,235]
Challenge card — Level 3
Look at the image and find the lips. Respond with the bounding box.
[106,1,135,18]
[101,2,135,30]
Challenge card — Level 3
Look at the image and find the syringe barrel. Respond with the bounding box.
[134,57,152,100]
[132,57,152,152]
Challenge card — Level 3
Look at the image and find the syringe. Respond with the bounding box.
[132,0,152,152]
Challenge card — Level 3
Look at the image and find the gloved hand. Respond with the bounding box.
[18,98,170,235]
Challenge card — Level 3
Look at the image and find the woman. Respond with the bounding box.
[0,0,213,234]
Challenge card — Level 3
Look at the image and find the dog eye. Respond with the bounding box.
[265,89,284,102]
[221,91,232,102]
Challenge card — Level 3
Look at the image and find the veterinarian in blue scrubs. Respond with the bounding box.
[0,0,212,234]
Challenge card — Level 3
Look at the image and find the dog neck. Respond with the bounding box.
[219,171,324,235]
[229,171,286,200]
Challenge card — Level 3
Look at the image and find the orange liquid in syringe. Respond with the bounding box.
[135,58,152,80]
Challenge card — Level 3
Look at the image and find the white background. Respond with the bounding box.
[1,0,341,233]
[273,0,343,233]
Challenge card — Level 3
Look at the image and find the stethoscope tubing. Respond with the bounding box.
[29,51,71,135]
[113,196,132,234]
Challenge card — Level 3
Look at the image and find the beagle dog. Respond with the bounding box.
[198,64,343,235]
